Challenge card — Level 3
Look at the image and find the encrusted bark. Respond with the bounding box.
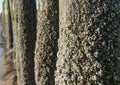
[55,0,120,85]
[16,0,37,85]
[35,0,59,85]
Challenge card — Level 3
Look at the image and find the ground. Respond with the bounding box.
[0,48,17,85]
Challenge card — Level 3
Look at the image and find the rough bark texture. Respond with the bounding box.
[55,0,120,85]
[16,0,37,85]
[35,0,59,85]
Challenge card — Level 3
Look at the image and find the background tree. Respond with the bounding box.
[35,0,59,85]
[55,0,120,85]
[5,0,13,50]
[12,0,18,66]
[16,0,37,85]
[2,0,14,73]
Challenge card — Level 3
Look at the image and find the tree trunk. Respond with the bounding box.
[3,0,14,73]
[3,0,13,50]
[12,0,18,66]
[1,1,5,28]
[55,0,120,85]
[5,0,13,50]
[16,0,37,85]
[35,0,59,85]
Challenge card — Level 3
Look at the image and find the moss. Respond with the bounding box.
[10,7,13,17]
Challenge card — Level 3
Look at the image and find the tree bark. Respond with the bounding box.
[12,0,18,66]
[3,0,13,50]
[55,0,120,85]
[3,0,14,73]
[16,0,37,85]
[5,0,13,49]
[35,0,59,85]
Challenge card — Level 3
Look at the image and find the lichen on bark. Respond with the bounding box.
[35,0,59,85]
[55,0,120,85]
[16,0,37,85]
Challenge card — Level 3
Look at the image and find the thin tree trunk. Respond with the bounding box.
[12,0,18,66]
[3,0,14,73]
[1,1,5,29]
[16,0,37,85]
[55,0,120,85]
[6,0,13,49]
[13,1,19,84]
[35,0,59,85]
[3,0,13,50]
